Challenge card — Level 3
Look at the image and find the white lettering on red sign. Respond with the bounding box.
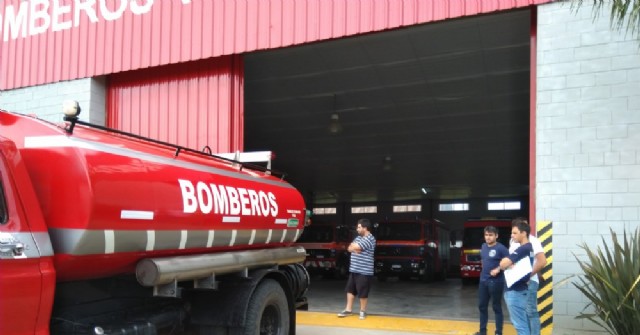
[178,179,279,218]
[0,0,163,42]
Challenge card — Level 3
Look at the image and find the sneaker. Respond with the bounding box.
[337,310,352,317]
[359,311,367,320]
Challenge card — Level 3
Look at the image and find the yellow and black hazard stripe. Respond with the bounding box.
[537,220,553,335]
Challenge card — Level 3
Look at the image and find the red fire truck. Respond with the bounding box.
[296,222,352,278]
[374,219,450,282]
[459,218,512,284]
[0,102,310,335]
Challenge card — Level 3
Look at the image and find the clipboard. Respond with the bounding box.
[504,257,533,288]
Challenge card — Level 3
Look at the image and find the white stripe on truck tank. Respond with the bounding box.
[121,210,154,220]
[230,230,237,246]
[146,230,155,251]
[47,228,302,256]
[206,230,214,247]
[24,135,294,189]
[104,230,115,254]
[179,230,188,249]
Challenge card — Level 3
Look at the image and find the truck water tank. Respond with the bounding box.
[0,110,307,281]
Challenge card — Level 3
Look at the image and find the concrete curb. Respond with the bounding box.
[296,311,517,335]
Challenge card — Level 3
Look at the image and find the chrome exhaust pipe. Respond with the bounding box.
[136,246,307,286]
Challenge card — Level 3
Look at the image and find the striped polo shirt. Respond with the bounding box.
[349,233,376,276]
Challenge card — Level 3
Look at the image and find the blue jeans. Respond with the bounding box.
[478,280,505,335]
[504,289,530,335]
[527,281,541,335]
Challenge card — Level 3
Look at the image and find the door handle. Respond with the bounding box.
[0,241,24,258]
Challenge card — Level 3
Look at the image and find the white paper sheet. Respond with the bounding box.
[504,257,533,288]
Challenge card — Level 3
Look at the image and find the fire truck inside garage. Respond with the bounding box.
[243,9,531,321]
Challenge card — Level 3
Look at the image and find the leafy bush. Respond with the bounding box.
[573,228,640,335]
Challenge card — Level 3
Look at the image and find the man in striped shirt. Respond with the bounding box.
[337,218,376,320]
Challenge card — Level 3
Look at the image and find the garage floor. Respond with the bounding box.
[304,276,507,321]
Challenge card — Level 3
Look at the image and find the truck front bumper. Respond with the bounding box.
[375,259,424,276]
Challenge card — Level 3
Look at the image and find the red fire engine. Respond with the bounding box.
[459,218,512,284]
[374,219,450,282]
[296,222,352,278]
[0,101,310,335]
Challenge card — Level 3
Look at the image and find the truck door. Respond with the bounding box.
[0,139,55,335]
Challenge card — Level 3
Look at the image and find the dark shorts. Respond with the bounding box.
[345,272,373,298]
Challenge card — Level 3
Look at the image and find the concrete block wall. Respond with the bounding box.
[0,77,107,125]
[537,2,640,334]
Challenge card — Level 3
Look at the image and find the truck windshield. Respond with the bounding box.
[298,225,334,243]
[375,222,421,241]
[462,226,511,249]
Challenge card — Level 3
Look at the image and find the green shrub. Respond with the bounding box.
[573,228,640,335]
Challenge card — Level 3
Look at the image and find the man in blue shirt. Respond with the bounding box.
[475,226,510,335]
[499,219,534,335]
[337,218,376,320]
[510,217,547,335]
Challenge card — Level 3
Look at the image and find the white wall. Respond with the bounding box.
[0,77,107,125]
[537,1,640,334]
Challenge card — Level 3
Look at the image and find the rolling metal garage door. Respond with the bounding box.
[107,55,244,153]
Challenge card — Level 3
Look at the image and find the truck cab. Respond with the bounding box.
[374,219,450,282]
[296,222,352,278]
[459,218,512,284]
[0,136,56,334]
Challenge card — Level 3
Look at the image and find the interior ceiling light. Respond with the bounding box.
[328,94,342,134]
[421,187,428,194]
[382,156,392,171]
[328,112,342,134]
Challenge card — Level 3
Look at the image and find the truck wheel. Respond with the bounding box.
[244,279,289,335]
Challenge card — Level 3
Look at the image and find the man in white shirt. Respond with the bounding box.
[509,218,547,335]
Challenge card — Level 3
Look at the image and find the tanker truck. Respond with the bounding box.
[0,101,310,335]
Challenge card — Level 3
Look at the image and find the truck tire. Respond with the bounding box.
[243,279,289,335]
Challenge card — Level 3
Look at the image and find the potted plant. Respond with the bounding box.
[573,228,640,335]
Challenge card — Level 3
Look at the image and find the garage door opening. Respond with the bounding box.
[244,8,532,321]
